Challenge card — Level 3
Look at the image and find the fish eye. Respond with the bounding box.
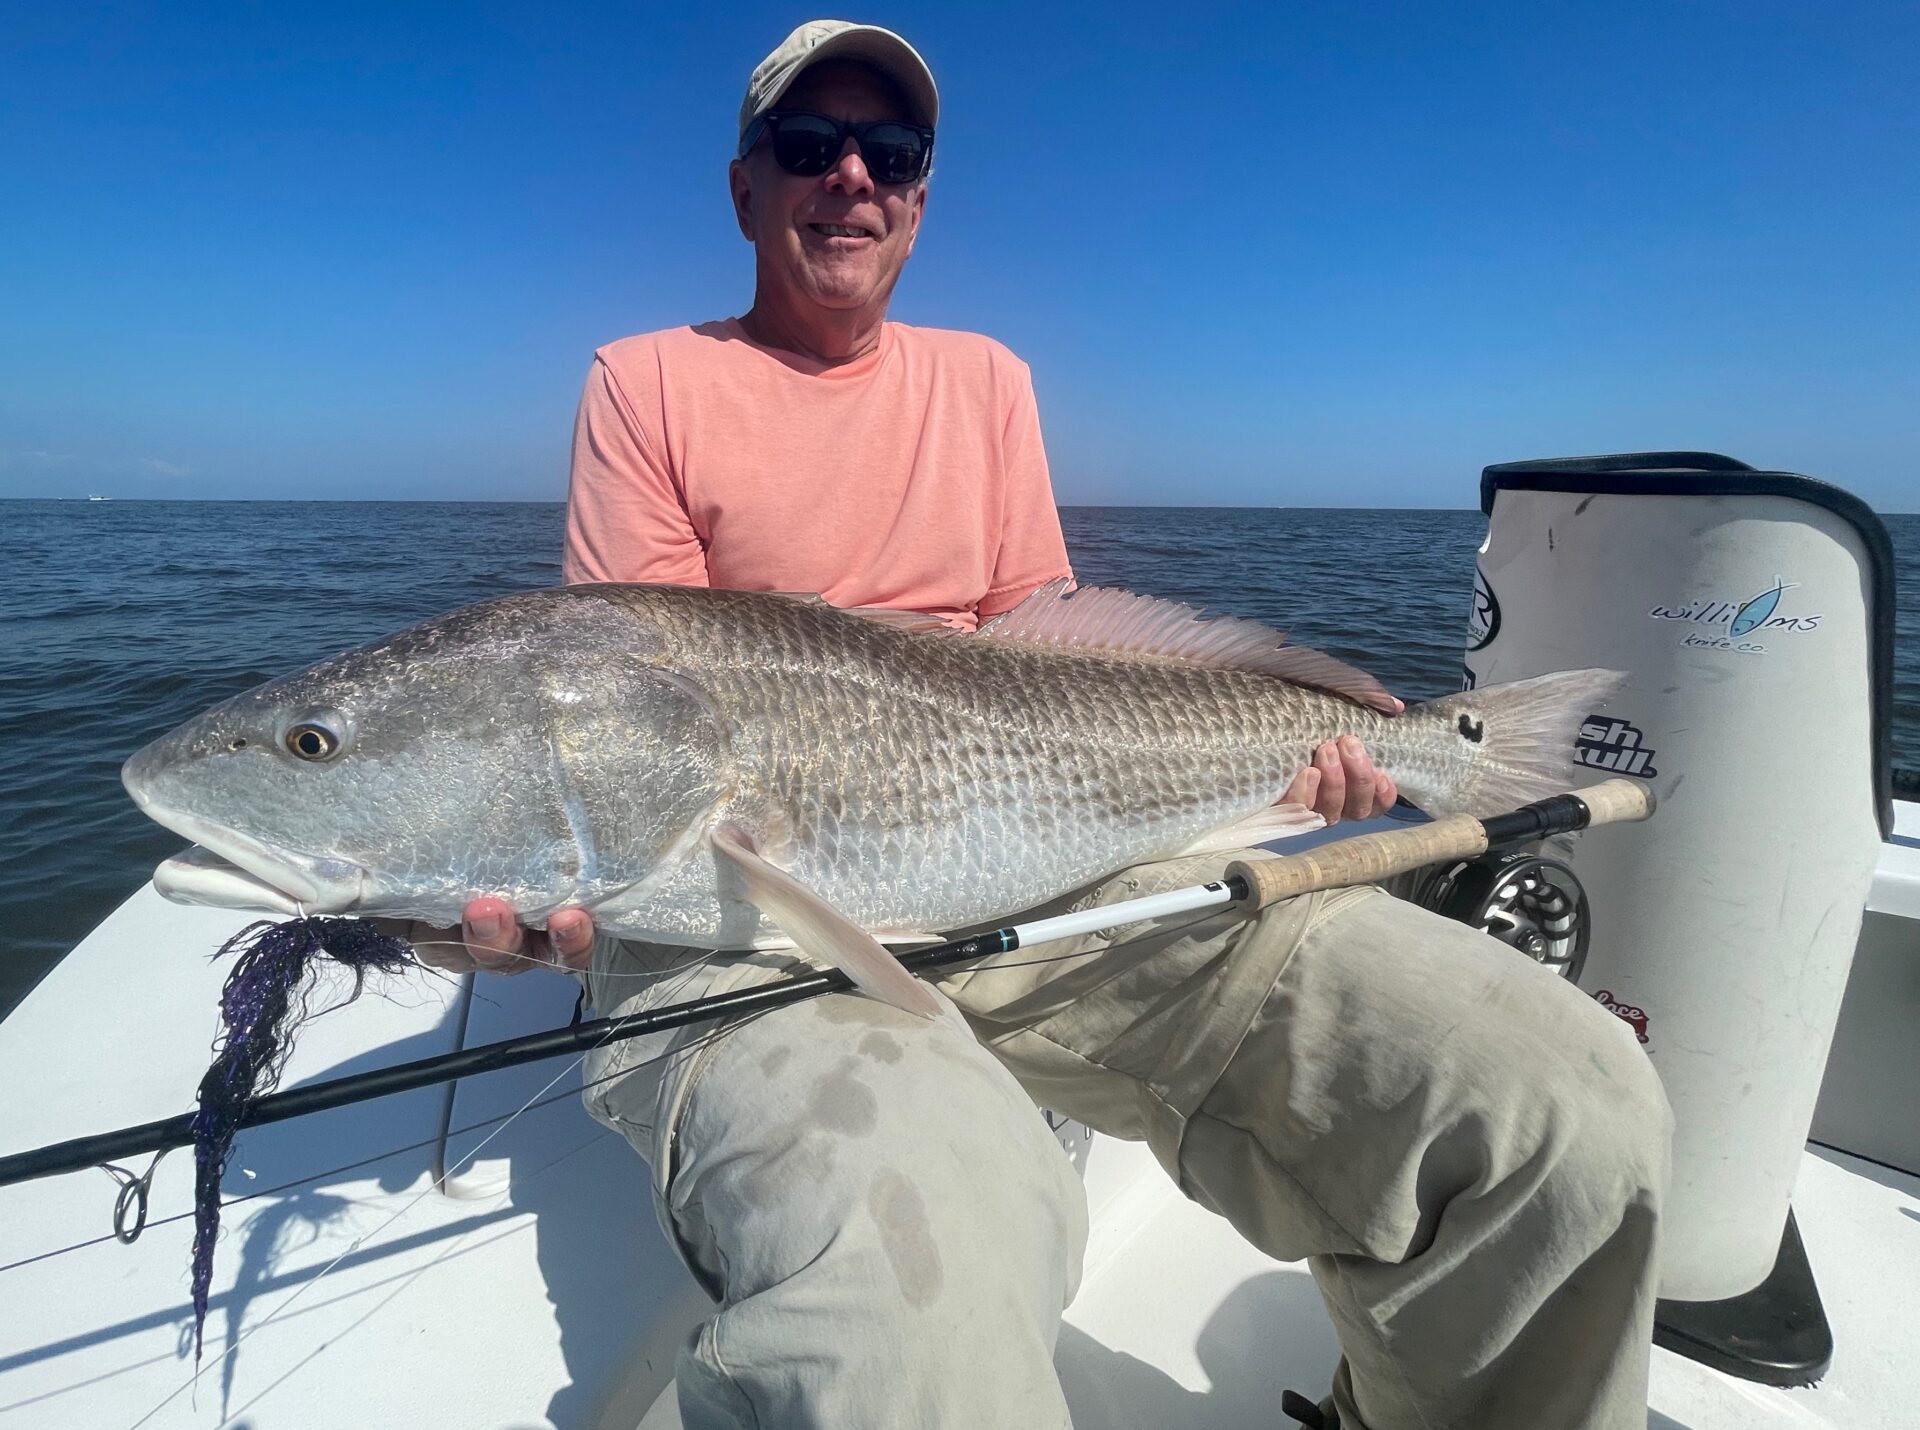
[284,720,343,762]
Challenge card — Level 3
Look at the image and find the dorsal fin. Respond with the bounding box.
[767,591,955,635]
[973,579,1400,714]
[846,606,955,634]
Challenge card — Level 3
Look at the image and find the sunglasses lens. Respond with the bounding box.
[860,124,927,184]
[769,115,841,176]
[761,113,929,184]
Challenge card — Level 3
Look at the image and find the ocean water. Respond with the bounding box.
[2,499,1914,1019]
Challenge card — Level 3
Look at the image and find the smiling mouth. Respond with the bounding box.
[809,223,876,239]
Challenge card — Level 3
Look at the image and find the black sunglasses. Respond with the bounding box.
[739,109,935,186]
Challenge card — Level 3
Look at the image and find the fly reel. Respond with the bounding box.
[1414,851,1590,982]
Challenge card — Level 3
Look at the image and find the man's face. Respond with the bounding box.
[731,60,927,314]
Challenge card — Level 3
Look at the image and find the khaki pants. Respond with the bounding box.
[581,856,1672,1430]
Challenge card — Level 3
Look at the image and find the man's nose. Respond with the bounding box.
[823,139,875,197]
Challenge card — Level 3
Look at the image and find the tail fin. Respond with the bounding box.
[1404,669,1625,817]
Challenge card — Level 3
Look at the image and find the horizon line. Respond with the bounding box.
[4,495,1914,516]
[0,495,1493,513]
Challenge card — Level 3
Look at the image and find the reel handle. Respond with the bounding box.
[1226,778,1655,910]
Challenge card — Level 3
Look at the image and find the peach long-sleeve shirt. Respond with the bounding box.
[561,319,1072,629]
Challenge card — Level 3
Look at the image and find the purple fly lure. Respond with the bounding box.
[189,917,415,1362]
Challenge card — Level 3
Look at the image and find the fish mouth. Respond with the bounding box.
[154,845,311,915]
[129,786,365,915]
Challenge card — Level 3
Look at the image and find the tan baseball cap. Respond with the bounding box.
[738,20,939,139]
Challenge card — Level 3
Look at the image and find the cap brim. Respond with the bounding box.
[750,25,938,131]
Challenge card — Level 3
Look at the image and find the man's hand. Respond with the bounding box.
[1285,735,1398,825]
[408,899,597,976]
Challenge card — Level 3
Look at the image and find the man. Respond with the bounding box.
[423,22,1671,1430]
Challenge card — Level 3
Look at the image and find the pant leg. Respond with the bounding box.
[1174,887,1672,1430]
[943,864,1670,1430]
[588,962,1087,1430]
[578,863,1669,1430]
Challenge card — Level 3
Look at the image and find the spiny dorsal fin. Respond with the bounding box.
[846,607,955,634]
[974,579,1400,714]
[768,591,954,635]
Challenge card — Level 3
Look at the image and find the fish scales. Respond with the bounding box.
[579,585,1384,936]
[125,583,1619,966]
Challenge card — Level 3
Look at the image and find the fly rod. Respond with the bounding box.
[0,778,1652,1189]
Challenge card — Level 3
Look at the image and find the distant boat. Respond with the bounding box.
[86,494,110,502]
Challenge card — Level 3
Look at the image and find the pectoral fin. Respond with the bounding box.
[710,824,945,1022]
[1172,801,1325,858]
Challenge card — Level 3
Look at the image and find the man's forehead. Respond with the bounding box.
[781,59,914,121]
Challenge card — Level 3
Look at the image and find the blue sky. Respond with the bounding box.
[2,2,1914,509]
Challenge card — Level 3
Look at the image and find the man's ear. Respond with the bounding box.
[904,180,927,257]
[729,159,755,241]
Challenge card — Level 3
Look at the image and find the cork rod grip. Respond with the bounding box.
[1227,814,1488,908]
[1570,777,1656,827]
[1225,779,1656,910]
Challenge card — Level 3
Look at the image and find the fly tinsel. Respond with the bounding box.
[188,917,415,1361]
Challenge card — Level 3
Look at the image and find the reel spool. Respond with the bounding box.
[1415,852,1590,983]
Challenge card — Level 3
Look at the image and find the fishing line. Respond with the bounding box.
[131,904,1222,1421]
[209,1122,617,1430]
[9,911,1215,1278]
[960,945,1185,976]
[5,927,1128,1277]
[6,922,1152,1278]
[402,937,726,982]
[48,910,1247,1419]
[125,996,776,1427]
[0,1018,753,1276]
[131,1048,604,1423]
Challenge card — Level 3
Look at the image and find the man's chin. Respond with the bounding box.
[782,252,895,308]
[796,276,885,310]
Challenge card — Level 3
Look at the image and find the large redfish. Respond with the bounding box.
[123,581,1618,1018]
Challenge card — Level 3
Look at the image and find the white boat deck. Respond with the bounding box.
[2,814,1916,1429]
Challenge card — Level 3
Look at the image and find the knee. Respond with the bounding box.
[668,994,1087,1311]
[1532,989,1674,1213]
[662,1000,1087,1426]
